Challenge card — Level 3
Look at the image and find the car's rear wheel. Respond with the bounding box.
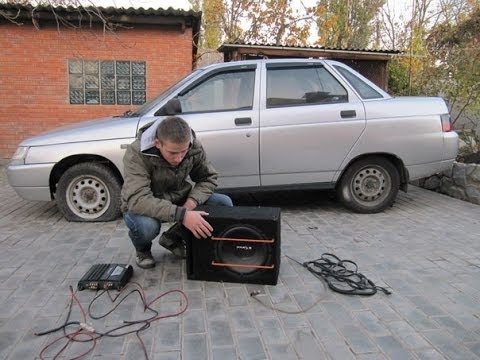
[56,163,122,222]
[337,157,400,213]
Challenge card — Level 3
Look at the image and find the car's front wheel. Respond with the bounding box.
[56,163,122,222]
[337,157,400,213]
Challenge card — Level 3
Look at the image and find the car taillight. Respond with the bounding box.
[440,114,453,132]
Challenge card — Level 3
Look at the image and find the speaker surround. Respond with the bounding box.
[186,205,281,285]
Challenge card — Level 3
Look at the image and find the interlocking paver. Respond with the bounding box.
[183,333,208,360]
[1,165,480,359]
[211,347,237,360]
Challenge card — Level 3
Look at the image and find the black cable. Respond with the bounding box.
[34,321,80,336]
[300,253,392,296]
[88,288,158,322]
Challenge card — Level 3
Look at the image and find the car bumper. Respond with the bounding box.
[7,163,54,201]
[407,159,455,180]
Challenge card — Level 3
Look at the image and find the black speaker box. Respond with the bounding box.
[186,205,281,285]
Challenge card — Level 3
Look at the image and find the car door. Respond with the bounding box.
[259,62,366,186]
[141,64,260,189]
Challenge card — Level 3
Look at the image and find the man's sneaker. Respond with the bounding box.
[159,228,186,259]
[135,251,155,269]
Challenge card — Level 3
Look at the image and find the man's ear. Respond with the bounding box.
[154,138,162,149]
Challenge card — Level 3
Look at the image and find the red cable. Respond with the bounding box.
[37,284,189,359]
[146,289,189,321]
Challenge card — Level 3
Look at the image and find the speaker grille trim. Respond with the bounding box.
[211,261,275,269]
[211,236,274,243]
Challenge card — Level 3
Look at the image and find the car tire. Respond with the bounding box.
[56,162,122,222]
[337,157,400,213]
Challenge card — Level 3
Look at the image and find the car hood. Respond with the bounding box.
[20,116,140,146]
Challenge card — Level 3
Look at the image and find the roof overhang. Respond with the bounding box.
[218,43,400,61]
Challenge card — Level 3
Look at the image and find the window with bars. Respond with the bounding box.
[68,59,146,105]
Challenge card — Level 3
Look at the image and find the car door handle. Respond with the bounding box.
[341,110,356,118]
[235,117,252,126]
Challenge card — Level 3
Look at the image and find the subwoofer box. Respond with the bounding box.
[186,205,281,285]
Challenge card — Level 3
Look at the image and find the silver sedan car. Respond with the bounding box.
[7,59,458,221]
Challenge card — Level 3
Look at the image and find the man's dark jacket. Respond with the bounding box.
[121,122,218,222]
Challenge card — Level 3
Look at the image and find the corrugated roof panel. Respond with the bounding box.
[0,3,201,19]
[220,41,400,55]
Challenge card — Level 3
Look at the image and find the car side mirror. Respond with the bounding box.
[154,98,182,116]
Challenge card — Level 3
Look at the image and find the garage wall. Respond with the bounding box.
[0,22,193,161]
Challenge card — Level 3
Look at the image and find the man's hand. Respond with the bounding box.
[182,210,213,239]
[182,198,197,211]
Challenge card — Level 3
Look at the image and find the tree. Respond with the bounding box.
[315,0,385,48]
[423,4,480,125]
[380,0,477,99]
[377,1,412,50]
[191,0,315,48]
[202,0,224,48]
[243,0,314,45]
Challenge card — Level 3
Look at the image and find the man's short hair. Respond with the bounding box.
[156,116,192,144]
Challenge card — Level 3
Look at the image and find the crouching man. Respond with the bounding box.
[121,116,233,269]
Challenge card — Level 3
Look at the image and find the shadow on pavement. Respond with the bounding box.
[225,189,338,208]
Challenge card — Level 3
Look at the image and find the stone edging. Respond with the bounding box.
[412,161,480,205]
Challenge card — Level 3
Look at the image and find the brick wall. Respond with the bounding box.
[0,22,194,160]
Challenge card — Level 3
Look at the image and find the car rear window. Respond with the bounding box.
[333,65,383,99]
[266,65,348,108]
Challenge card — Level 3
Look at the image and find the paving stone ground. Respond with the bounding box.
[0,165,479,360]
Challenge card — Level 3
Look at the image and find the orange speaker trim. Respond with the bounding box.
[211,261,275,269]
[211,236,274,243]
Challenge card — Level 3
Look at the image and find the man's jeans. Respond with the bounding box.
[123,193,233,253]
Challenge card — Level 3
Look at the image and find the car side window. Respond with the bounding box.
[266,65,348,108]
[178,69,255,113]
[333,65,383,99]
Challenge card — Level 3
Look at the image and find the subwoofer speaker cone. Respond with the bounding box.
[214,225,272,275]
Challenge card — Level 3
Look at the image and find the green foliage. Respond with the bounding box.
[387,57,409,95]
[420,5,480,125]
[202,0,224,48]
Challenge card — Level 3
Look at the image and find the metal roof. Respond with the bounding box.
[0,3,201,18]
[219,42,400,56]
[0,3,201,30]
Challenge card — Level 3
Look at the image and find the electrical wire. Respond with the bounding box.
[249,255,328,314]
[35,283,188,360]
[250,253,391,313]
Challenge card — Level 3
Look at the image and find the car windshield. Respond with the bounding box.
[125,69,204,117]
